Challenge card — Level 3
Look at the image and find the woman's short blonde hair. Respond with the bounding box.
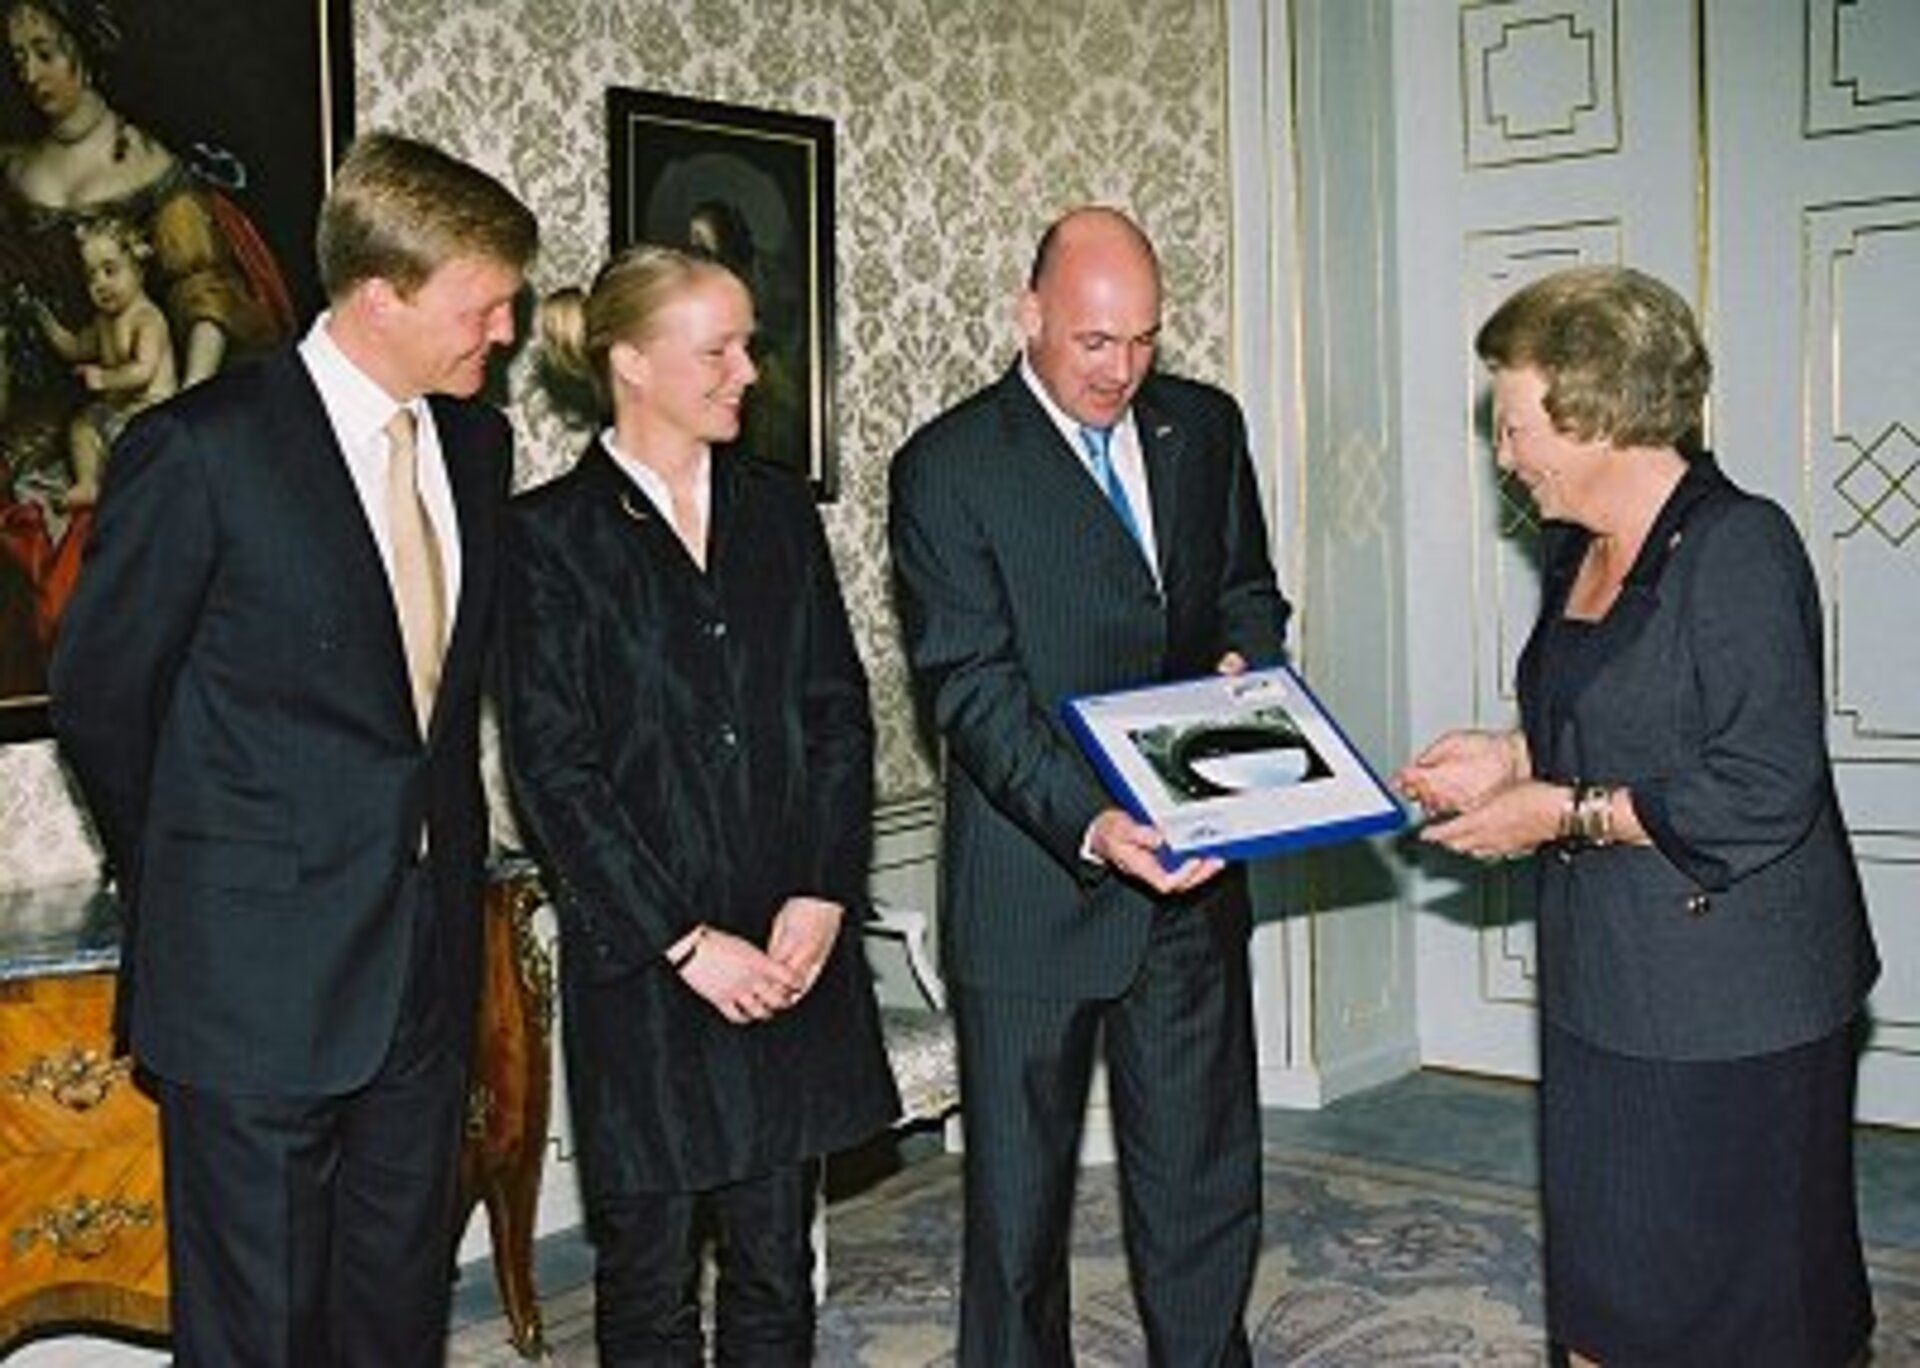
[1475,265,1712,450]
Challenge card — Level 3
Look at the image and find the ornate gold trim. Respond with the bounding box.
[464,1079,497,1141]
[10,1194,156,1262]
[1806,0,1920,138]
[1460,0,1623,169]
[505,879,556,1039]
[5,1045,131,1113]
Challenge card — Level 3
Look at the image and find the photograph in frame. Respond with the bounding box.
[1064,664,1406,861]
[0,0,353,742]
[606,86,836,499]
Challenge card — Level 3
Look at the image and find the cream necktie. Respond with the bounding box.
[385,408,446,734]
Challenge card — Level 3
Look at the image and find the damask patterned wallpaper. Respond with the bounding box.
[0,0,1235,889]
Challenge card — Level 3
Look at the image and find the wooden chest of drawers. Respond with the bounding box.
[0,871,553,1358]
[0,899,167,1350]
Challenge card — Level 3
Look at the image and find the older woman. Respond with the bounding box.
[501,245,897,1364]
[1397,266,1879,1367]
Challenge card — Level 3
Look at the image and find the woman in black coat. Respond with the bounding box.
[501,245,898,1364]
[1396,266,1878,1367]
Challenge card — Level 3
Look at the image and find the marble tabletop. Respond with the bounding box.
[0,879,121,982]
[0,858,542,985]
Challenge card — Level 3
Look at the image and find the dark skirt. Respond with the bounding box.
[1541,1020,1873,1367]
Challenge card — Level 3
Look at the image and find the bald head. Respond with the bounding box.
[1020,207,1163,429]
[1028,207,1160,291]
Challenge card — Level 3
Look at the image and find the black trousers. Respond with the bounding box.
[156,869,466,1367]
[953,902,1260,1368]
[590,1159,820,1367]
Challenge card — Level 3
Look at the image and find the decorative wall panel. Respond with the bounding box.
[1807,0,1920,137]
[1461,0,1621,167]
[1805,199,1920,741]
[1804,196,1920,1069]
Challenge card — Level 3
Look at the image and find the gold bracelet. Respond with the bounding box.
[1562,784,1615,847]
[1558,782,1582,843]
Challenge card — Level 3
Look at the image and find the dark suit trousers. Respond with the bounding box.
[588,1160,820,1367]
[155,867,466,1368]
[953,900,1260,1367]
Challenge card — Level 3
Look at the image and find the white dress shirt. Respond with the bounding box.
[1019,354,1161,579]
[601,429,712,532]
[298,316,463,629]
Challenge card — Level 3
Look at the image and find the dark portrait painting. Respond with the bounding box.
[608,87,837,500]
[0,0,351,740]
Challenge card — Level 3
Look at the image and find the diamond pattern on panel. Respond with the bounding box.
[1462,0,1621,168]
[1835,423,1920,547]
[1334,431,1390,545]
[1808,0,1920,136]
[1495,473,1540,540]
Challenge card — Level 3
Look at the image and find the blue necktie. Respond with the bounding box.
[1078,425,1146,554]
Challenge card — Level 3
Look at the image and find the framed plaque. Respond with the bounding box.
[1063,664,1405,862]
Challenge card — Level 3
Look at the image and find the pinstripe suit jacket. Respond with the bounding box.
[889,363,1291,999]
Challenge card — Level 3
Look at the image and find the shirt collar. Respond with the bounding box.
[299,313,420,449]
[1018,353,1135,455]
[599,429,711,522]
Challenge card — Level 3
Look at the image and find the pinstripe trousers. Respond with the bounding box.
[952,901,1260,1367]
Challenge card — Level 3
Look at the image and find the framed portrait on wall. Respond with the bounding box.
[0,0,353,742]
[607,86,838,500]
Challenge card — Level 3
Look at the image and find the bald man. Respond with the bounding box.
[889,208,1291,1365]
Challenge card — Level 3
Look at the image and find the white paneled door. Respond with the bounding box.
[1706,0,1920,1125]
[1395,0,1700,1084]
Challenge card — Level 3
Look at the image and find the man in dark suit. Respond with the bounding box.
[888,206,1291,1366]
[49,131,537,1367]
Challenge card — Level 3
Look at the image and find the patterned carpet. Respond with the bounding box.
[445,1140,1920,1365]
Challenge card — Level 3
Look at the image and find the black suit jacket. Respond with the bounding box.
[50,347,507,1094]
[1520,454,1879,1060]
[889,364,1291,999]
[500,443,897,1197]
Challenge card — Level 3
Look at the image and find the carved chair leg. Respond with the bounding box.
[485,1170,546,1360]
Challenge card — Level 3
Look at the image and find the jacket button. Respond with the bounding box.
[1685,893,1710,917]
